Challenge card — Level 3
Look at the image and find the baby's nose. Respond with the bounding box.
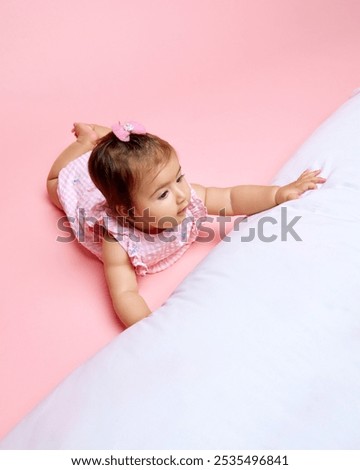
[176,188,186,202]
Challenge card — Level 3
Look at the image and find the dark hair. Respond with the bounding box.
[88,132,174,215]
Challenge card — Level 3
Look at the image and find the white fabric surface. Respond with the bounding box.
[2,92,360,449]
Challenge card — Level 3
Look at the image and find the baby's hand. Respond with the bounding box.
[275,169,327,205]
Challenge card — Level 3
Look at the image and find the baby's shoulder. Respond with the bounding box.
[188,183,208,218]
[190,183,206,204]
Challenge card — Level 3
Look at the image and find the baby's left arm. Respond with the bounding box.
[192,169,326,216]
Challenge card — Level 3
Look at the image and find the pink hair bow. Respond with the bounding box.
[111,121,146,142]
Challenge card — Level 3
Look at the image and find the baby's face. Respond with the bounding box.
[131,152,191,233]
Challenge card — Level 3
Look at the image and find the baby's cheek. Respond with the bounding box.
[185,183,192,200]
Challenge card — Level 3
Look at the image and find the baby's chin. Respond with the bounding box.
[156,215,187,230]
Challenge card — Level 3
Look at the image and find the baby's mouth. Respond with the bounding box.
[177,204,189,215]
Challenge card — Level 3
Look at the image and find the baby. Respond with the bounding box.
[47,122,326,327]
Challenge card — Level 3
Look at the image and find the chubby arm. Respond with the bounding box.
[192,170,326,216]
[102,232,151,327]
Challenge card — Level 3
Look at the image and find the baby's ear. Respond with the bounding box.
[115,204,134,218]
[115,204,128,217]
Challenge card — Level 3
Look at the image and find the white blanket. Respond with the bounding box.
[2,91,360,449]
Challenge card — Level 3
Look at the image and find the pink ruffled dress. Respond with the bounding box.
[57,152,207,275]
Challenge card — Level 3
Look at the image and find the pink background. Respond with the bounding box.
[1,0,359,439]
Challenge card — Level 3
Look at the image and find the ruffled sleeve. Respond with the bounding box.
[104,216,149,276]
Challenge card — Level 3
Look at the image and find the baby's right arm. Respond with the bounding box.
[102,232,151,327]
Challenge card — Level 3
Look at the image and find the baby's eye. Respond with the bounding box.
[176,174,185,183]
[158,190,169,200]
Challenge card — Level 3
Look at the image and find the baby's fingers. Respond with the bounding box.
[306,174,327,184]
[299,169,311,178]
[299,169,323,180]
[302,178,327,191]
[300,172,327,186]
